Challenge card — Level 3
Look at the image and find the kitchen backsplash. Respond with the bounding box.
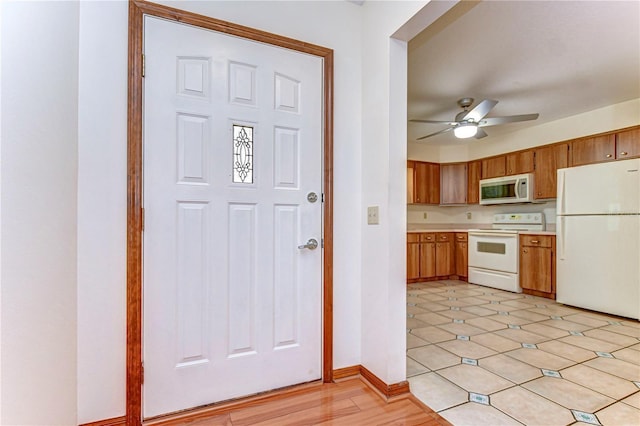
[407,201,557,228]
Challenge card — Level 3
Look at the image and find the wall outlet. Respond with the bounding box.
[466,212,472,220]
[367,206,379,225]
[423,212,428,220]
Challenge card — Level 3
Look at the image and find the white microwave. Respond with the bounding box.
[479,173,534,205]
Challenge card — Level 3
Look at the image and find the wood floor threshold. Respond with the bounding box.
[143,380,324,425]
[79,416,127,426]
[81,367,412,426]
[141,368,412,425]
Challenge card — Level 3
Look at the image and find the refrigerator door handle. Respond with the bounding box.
[557,169,566,215]
[557,216,566,260]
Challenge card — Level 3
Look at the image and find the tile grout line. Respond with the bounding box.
[407,280,640,425]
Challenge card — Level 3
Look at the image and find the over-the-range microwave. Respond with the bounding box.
[479,173,534,205]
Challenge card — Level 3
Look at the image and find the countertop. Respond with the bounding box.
[407,223,556,235]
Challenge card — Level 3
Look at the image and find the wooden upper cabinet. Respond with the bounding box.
[407,160,415,203]
[533,143,568,199]
[616,127,640,160]
[467,160,481,204]
[506,150,534,175]
[481,156,506,179]
[414,161,440,204]
[570,134,616,166]
[440,163,467,205]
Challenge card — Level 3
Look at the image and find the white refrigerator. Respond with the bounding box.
[556,158,640,319]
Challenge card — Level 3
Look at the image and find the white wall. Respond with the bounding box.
[407,202,558,228]
[359,0,457,386]
[76,1,128,421]
[468,98,640,161]
[1,1,79,425]
[410,98,640,163]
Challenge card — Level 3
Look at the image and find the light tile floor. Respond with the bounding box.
[407,280,640,426]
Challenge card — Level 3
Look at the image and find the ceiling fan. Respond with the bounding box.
[411,98,539,140]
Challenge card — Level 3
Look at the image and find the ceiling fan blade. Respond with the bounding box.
[479,113,540,127]
[410,119,457,125]
[474,128,488,139]
[416,127,454,140]
[462,99,498,122]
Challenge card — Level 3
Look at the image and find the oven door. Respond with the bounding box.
[468,231,518,273]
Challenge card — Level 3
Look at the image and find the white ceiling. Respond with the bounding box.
[407,1,640,146]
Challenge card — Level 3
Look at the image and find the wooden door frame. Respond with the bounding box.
[126,1,334,423]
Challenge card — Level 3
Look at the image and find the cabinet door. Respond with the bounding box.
[534,143,568,199]
[435,233,453,276]
[570,134,616,166]
[616,127,640,160]
[467,160,481,204]
[506,150,534,175]
[414,162,440,204]
[440,163,467,205]
[407,161,415,203]
[520,246,552,293]
[420,242,436,278]
[435,241,452,276]
[455,241,467,277]
[481,156,506,178]
[407,242,420,280]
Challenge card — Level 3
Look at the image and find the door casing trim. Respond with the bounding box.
[127,1,334,423]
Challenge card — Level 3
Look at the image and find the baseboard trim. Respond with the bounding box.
[79,416,126,426]
[332,365,361,380]
[333,365,410,399]
[359,365,410,399]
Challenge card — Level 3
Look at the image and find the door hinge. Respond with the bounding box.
[141,362,144,385]
[322,193,325,203]
[142,54,145,78]
[141,207,145,231]
[322,238,324,248]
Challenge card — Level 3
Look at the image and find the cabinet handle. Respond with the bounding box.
[523,249,528,253]
[606,154,612,158]
[620,151,628,156]
[530,240,539,244]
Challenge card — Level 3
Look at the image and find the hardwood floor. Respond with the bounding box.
[145,378,451,426]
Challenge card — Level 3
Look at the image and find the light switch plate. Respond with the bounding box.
[367,206,379,225]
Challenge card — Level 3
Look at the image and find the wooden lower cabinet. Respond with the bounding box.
[435,233,453,276]
[520,234,555,299]
[407,232,466,283]
[407,233,435,281]
[407,235,421,280]
[454,233,468,278]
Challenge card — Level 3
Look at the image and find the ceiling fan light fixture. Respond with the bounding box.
[454,123,478,138]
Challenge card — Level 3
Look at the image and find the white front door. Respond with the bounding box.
[142,16,323,418]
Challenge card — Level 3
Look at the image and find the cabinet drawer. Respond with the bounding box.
[455,232,468,242]
[421,233,436,242]
[520,235,553,247]
[436,233,452,242]
[407,233,420,243]
[407,233,437,243]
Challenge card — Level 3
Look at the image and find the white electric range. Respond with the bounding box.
[468,213,545,293]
